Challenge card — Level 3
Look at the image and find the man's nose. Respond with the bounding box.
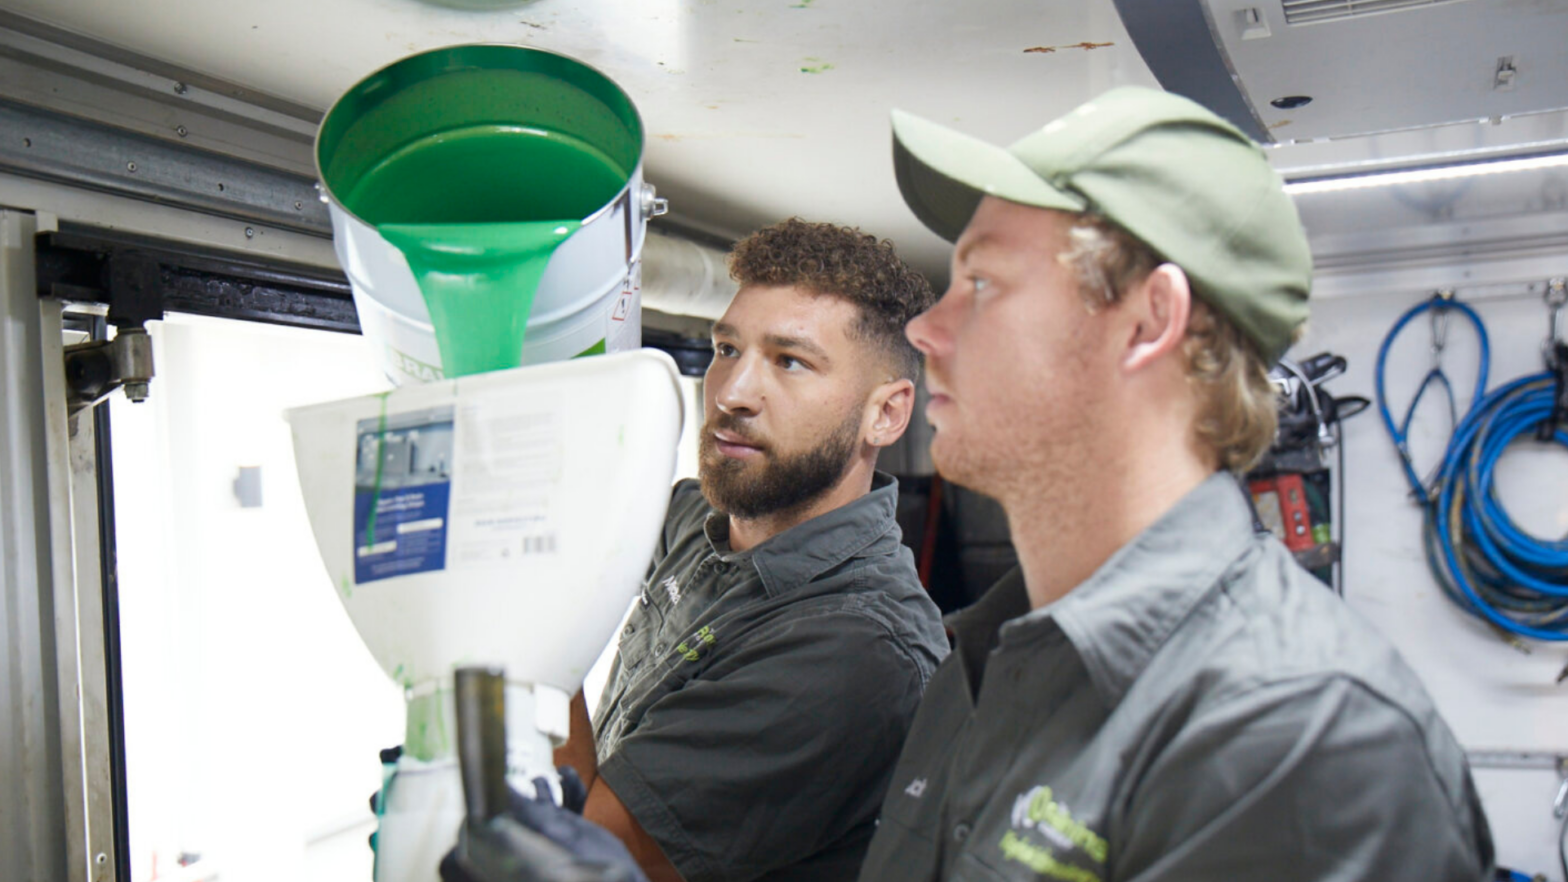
[712,355,763,415]
[906,287,957,358]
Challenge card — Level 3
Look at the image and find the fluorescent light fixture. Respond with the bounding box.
[1284,151,1568,196]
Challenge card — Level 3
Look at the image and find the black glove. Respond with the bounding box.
[439,769,648,882]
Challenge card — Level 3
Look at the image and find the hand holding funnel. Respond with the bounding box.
[444,667,647,882]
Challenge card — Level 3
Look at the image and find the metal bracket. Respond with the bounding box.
[1430,288,1455,370]
[1539,279,1568,442]
[104,251,162,328]
[62,329,153,414]
[61,251,162,413]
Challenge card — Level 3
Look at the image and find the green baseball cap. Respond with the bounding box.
[891,86,1311,361]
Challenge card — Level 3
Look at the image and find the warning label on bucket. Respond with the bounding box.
[607,261,642,354]
[353,405,455,584]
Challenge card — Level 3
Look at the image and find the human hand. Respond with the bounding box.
[438,769,647,882]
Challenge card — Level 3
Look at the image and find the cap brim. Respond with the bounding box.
[891,109,1084,243]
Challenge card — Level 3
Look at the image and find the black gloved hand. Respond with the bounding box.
[556,766,588,814]
[439,769,648,882]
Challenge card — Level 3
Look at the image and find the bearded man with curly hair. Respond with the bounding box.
[542,219,950,882]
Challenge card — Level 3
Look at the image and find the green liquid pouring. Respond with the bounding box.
[347,126,627,377]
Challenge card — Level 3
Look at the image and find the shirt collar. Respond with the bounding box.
[703,472,903,597]
[945,566,1031,695]
[1000,471,1260,707]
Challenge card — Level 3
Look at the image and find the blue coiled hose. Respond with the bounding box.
[1376,297,1568,642]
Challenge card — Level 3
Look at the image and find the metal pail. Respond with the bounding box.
[316,44,665,383]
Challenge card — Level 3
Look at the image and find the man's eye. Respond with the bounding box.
[714,342,737,358]
[778,355,804,371]
[970,275,992,293]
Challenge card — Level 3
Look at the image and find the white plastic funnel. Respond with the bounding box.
[285,349,683,707]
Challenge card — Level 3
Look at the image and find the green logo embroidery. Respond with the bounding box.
[999,831,1102,882]
[997,785,1108,881]
[676,625,716,662]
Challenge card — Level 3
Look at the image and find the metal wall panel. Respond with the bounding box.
[0,209,70,882]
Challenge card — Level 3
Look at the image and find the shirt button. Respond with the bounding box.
[653,643,665,654]
[952,823,971,843]
[623,623,635,636]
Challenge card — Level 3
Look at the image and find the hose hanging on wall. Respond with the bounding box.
[1375,288,1568,648]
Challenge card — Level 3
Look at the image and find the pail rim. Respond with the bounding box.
[315,43,645,230]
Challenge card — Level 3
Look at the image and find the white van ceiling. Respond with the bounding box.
[0,0,1163,277]
[2,0,1566,280]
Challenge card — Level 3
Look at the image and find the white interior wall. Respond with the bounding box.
[1297,290,1568,880]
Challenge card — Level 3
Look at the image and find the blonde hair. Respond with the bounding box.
[1059,215,1282,473]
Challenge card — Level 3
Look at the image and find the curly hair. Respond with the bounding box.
[728,218,934,380]
[1059,213,1285,474]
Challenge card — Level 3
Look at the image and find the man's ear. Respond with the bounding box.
[1122,263,1192,374]
[864,377,916,448]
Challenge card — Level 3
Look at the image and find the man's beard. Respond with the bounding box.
[699,408,861,520]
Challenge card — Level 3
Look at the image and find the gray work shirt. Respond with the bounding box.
[858,472,1494,882]
[594,473,948,882]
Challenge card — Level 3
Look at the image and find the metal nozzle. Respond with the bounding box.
[454,666,509,824]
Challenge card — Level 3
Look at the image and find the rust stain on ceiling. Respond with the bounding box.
[1025,41,1114,54]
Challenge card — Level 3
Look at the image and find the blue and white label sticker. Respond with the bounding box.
[353,405,455,585]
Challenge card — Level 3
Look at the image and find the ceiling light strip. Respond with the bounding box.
[1283,152,1568,195]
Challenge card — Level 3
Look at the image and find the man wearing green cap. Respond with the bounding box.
[857,86,1494,881]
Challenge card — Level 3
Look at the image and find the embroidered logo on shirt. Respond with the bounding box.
[662,575,682,607]
[996,785,1107,882]
[904,777,928,798]
[676,625,716,662]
